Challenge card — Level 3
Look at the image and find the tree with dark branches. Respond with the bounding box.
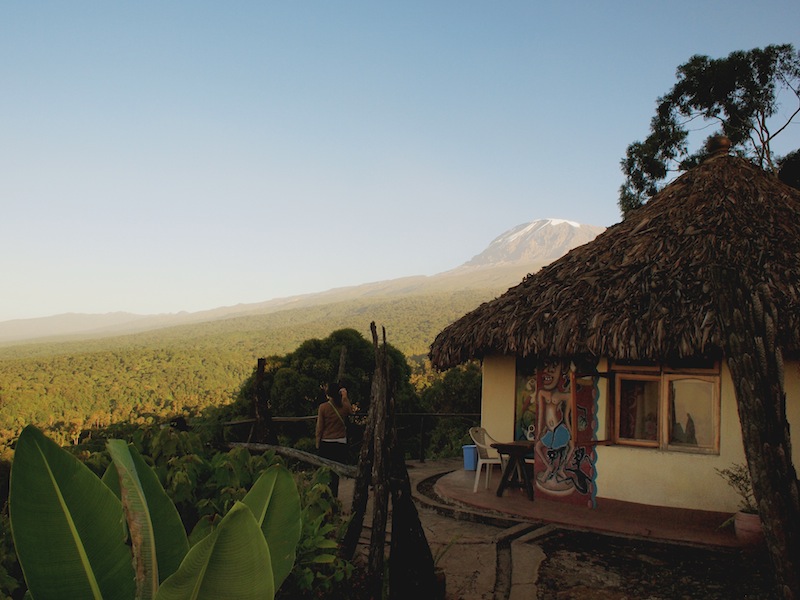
[620,44,800,216]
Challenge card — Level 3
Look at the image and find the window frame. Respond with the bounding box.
[614,374,661,448]
[611,363,721,454]
[662,373,720,454]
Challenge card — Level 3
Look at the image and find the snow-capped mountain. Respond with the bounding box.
[463,218,606,267]
[0,218,607,344]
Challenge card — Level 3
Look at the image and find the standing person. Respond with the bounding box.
[315,383,352,497]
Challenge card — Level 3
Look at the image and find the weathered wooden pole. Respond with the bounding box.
[253,358,266,443]
[340,340,378,559]
[366,324,390,600]
[253,358,278,445]
[339,421,374,560]
[340,323,438,598]
[387,383,438,598]
[337,345,347,385]
[229,443,357,478]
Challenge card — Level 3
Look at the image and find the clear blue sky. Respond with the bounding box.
[2,1,798,321]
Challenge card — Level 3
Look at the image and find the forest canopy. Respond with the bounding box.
[0,290,486,455]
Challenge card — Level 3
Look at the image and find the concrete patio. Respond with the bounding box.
[430,460,742,549]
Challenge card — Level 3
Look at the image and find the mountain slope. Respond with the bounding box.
[0,219,605,345]
[464,218,606,266]
[0,218,606,447]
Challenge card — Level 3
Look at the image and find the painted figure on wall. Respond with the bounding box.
[515,358,598,506]
[535,360,575,493]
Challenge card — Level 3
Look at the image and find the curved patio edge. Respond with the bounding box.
[413,460,744,549]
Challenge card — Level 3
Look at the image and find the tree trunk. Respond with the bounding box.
[713,268,800,599]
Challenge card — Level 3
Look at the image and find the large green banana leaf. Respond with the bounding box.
[155,502,274,600]
[241,466,302,589]
[9,425,136,600]
[105,440,189,597]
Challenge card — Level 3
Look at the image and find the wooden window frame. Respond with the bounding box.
[610,360,660,374]
[662,374,720,454]
[663,361,720,375]
[612,367,721,454]
[614,374,661,448]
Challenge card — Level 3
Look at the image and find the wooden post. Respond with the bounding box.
[418,414,426,463]
[253,358,266,443]
[340,339,378,559]
[388,371,437,598]
[253,358,278,445]
[229,443,357,478]
[339,417,374,560]
[366,324,390,600]
[340,325,382,560]
[337,345,347,385]
[340,323,437,599]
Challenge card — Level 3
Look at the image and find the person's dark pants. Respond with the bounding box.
[318,441,348,497]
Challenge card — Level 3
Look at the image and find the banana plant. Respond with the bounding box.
[240,462,302,590]
[103,439,190,598]
[10,425,136,600]
[155,502,274,600]
[9,425,301,600]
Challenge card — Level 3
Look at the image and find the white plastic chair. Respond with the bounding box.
[469,426,507,492]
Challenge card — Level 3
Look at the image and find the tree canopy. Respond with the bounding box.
[0,291,493,452]
[239,328,415,420]
[619,44,800,216]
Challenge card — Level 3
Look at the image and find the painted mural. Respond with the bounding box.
[515,359,599,507]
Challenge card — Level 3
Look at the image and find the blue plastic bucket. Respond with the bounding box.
[462,444,477,470]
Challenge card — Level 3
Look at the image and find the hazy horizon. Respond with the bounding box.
[3,2,798,321]
[1,217,598,323]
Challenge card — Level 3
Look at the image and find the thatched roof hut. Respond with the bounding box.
[430,150,800,370]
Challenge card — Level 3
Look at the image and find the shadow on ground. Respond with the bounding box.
[414,468,779,600]
[532,528,777,600]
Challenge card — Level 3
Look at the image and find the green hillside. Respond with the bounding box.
[0,289,499,451]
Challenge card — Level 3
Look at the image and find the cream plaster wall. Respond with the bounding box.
[595,363,748,511]
[481,355,800,513]
[787,360,800,470]
[480,355,517,442]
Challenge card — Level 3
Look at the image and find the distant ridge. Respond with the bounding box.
[0,218,606,345]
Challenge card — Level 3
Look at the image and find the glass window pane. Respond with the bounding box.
[668,378,715,448]
[618,379,660,441]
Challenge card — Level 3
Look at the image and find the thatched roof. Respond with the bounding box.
[429,152,800,369]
